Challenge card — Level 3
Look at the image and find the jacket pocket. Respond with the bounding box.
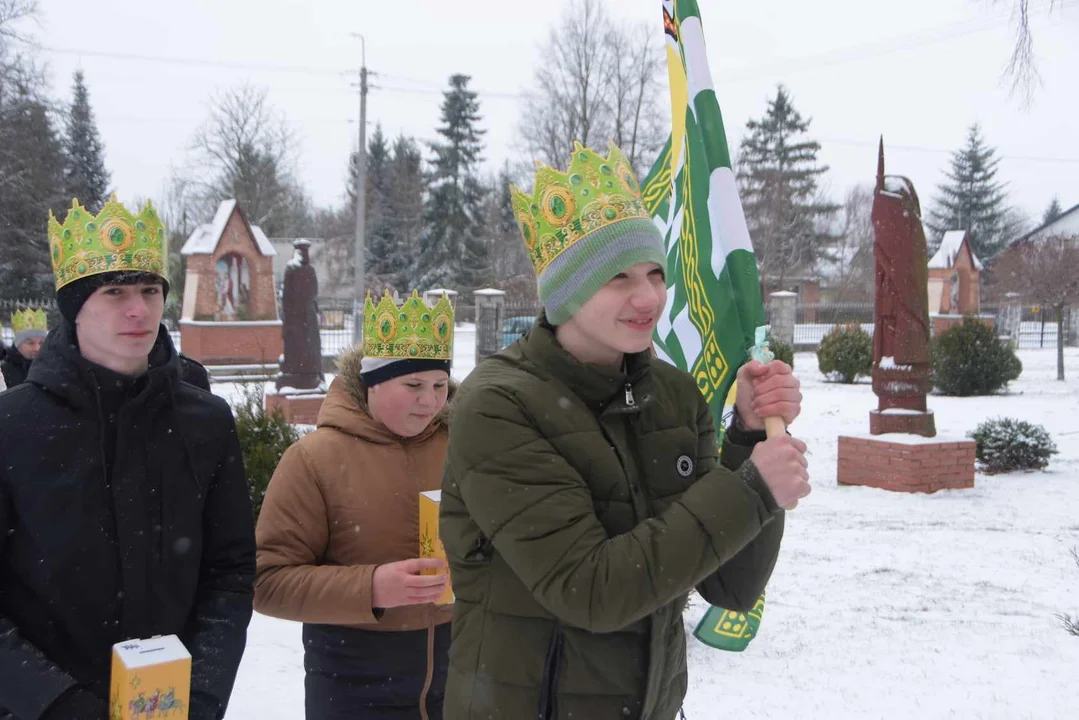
[538,626,564,720]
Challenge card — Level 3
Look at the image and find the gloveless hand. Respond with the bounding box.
[371,558,448,609]
[735,360,802,431]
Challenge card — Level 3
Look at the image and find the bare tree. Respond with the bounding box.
[180,83,308,236]
[991,0,1068,103]
[0,0,37,46]
[823,185,876,303]
[994,233,1079,380]
[603,20,667,174]
[517,0,666,176]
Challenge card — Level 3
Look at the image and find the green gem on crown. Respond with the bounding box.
[363,290,454,361]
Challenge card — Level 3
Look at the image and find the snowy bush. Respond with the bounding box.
[233,383,301,522]
[968,417,1057,475]
[768,337,795,371]
[816,323,871,383]
[1060,549,1079,638]
[931,318,1021,396]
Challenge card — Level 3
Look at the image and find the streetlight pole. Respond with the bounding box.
[352,34,368,346]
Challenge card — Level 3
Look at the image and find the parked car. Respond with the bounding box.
[501,315,536,348]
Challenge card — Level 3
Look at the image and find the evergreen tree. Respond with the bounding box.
[737,85,839,290]
[487,162,532,281]
[387,134,425,290]
[412,74,489,291]
[0,73,69,299]
[926,124,1018,259]
[1042,196,1064,227]
[63,70,110,212]
[362,125,405,287]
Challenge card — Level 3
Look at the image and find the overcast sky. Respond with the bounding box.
[22,0,1079,231]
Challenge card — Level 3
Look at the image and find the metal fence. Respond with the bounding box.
[786,302,875,348]
[497,304,542,350]
[782,303,1076,350]
[980,304,1076,349]
[314,297,357,359]
[2,294,1073,357]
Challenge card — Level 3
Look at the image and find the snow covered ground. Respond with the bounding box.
[220,345,1079,719]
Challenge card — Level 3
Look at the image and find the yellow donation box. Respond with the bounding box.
[419,490,454,605]
[109,634,191,719]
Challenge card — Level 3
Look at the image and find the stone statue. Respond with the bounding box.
[870,140,935,436]
[276,239,323,390]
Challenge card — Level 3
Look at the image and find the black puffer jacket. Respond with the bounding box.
[0,345,32,389]
[0,323,255,720]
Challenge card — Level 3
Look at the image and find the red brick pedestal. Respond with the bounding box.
[838,434,975,494]
[264,387,326,426]
[180,320,283,367]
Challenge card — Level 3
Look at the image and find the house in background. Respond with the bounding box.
[986,202,1079,346]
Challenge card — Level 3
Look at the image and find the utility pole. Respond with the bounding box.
[352,33,368,346]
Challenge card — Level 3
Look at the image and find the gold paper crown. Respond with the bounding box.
[510,141,650,275]
[11,307,47,334]
[363,290,454,361]
[48,195,168,291]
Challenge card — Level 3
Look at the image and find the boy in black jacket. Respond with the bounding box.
[0,198,255,720]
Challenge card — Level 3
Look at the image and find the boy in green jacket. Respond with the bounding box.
[441,142,810,720]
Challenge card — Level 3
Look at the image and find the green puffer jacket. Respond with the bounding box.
[440,319,785,720]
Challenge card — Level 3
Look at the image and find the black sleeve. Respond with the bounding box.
[181,417,255,718]
[0,480,82,719]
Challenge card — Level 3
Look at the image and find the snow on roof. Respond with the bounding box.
[929,230,982,271]
[250,225,275,256]
[180,199,276,256]
[1011,202,1079,247]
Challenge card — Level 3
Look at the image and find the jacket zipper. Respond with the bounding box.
[625,382,636,407]
[538,626,564,720]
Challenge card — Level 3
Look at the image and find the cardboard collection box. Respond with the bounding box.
[109,634,191,719]
[419,490,454,605]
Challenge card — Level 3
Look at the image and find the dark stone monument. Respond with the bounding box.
[276,239,324,391]
[869,140,935,437]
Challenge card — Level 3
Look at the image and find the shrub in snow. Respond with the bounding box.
[1060,549,1079,638]
[931,318,1021,396]
[233,383,301,522]
[768,336,795,371]
[968,417,1057,475]
[816,323,871,383]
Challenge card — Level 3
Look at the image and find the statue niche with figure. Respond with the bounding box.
[214,252,251,321]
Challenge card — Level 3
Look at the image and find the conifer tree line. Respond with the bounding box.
[0,0,1059,306]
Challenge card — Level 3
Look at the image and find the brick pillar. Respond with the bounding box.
[473,289,506,366]
[768,291,797,347]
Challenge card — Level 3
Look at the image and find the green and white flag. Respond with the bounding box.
[643,0,768,652]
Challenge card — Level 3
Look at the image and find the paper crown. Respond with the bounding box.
[48,195,168,291]
[363,290,454,361]
[510,141,651,275]
[11,307,47,334]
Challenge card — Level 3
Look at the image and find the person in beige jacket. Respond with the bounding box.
[255,291,456,720]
